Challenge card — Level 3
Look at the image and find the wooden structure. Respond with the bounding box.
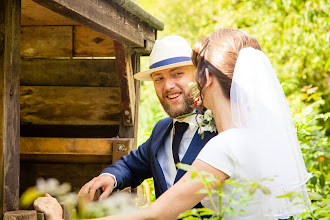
[1,0,163,218]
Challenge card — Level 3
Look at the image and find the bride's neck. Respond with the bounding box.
[208,90,235,133]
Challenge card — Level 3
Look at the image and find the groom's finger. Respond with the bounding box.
[78,178,96,195]
[99,186,113,201]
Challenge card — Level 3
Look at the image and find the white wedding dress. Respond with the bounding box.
[197,128,309,220]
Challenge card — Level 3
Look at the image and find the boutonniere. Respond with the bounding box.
[177,82,217,139]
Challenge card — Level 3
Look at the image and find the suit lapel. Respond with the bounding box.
[152,119,173,193]
[174,130,216,183]
[153,120,173,156]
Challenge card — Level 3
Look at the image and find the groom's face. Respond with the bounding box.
[151,66,195,118]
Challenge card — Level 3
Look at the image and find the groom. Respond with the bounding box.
[79,36,217,207]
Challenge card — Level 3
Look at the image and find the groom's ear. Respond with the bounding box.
[205,68,213,87]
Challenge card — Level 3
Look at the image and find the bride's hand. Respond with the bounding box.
[33,193,63,220]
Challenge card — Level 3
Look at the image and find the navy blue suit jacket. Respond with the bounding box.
[102,117,216,199]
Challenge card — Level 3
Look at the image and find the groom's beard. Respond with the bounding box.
[158,90,194,118]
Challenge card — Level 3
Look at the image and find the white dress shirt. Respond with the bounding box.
[157,114,198,189]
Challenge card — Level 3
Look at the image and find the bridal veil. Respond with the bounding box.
[230,47,311,218]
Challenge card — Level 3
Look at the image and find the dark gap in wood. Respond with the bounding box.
[20,124,119,138]
[20,162,108,197]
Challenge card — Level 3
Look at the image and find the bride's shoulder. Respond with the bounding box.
[214,128,249,139]
[207,128,250,146]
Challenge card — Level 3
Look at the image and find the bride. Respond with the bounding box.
[34,28,310,220]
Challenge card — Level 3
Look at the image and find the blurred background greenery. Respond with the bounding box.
[133,0,329,218]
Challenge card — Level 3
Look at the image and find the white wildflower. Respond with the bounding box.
[204,109,213,121]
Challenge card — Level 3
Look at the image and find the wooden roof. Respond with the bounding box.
[22,0,164,53]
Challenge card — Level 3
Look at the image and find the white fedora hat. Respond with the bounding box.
[134,36,193,81]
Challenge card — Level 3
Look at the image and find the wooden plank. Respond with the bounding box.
[20,137,117,163]
[20,86,121,125]
[32,0,156,51]
[4,210,37,220]
[114,41,136,127]
[73,26,115,57]
[21,59,118,87]
[21,26,73,58]
[22,0,79,26]
[0,0,21,215]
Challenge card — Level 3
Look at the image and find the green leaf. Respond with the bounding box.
[196,189,210,194]
[310,175,317,185]
[176,163,195,171]
[319,174,325,188]
[191,171,198,179]
[308,192,323,201]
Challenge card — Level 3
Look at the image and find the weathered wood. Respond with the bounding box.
[20,86,121,125]
[73,26,115,57]
[112,0,164,31]
[20,124,119,138]
[0,0,21,215]
[132,53,141,148]
[21,59,118,87]
[60,203,71,220]
[4,210,37,220]
[21,26,73,58]
[112,138,134,163]
[117,53,141,148]
[36,212,44,220]
[20,137,118,163]
[114,41,135,127]
[20,163,106,195]
[22,0,79,26]
[32,0,157,51]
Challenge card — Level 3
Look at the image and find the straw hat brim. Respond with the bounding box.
[134,61,193,81]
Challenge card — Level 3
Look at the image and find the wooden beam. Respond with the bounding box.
[114,41,136,128]
[20,86,121,125]
[21,26,73,58]
[73,26,115,57]
[0,0,21,215]
[21,59,118,87]
[132,53,141,149]
[20,137,134,163]
[32,0,156,50]
[22,0,79,26]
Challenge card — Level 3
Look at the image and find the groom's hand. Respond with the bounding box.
[79,175,116,201]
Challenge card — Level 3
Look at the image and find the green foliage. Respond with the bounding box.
[133,0,329,218]
[176,163,273,219]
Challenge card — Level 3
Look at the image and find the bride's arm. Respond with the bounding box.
[34,160,228,220]
[102,159,228,220]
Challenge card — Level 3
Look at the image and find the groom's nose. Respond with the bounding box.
[164,77,176,90]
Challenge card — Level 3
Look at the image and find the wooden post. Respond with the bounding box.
[4,210,37,220]
[114,41,136,129]
[0,0,21,217]
[114,43,141,144]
